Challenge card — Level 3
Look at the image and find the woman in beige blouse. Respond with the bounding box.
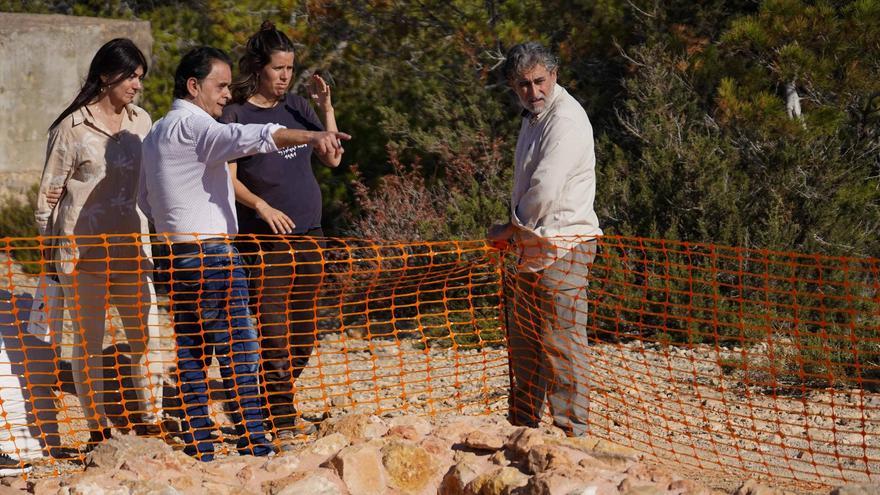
[35,38,162,449]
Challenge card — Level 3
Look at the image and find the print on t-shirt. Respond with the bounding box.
[279,143,309,159]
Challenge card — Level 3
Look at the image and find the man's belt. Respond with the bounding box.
[170,238,230,256]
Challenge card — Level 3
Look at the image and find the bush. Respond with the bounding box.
[0,185,41,274]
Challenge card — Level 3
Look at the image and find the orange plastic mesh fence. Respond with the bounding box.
[0,233,875,487]
[0,233,505,471]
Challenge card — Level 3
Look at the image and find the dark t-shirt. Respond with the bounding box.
[221,93,324,235]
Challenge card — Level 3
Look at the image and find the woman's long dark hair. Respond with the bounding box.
[49,38,148,130]
[230,21,296,104]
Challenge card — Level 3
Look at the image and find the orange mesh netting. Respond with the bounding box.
[0,233,876,488]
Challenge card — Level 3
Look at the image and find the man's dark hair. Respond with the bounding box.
[503,41,559,81]
[173,46,232,99]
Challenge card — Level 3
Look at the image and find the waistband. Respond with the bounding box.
[170,238,232,256]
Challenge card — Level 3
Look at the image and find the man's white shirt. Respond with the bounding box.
[511,84,602,272]
[140,99,282,242]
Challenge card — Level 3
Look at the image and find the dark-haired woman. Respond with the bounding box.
[35,38,162,449]
[221,21,341,447]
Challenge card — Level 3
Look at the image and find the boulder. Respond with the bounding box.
[733,480,785,495]
[525,444,576,474]
[326,441,387,495]
[439,453,494,495]
[382,440,440,494]
[265,469,348,495]
[463,430,505,452]
[463,466,529,495]
[523,468,611,495]
[504,428,544,459]
[320,414,389,443]
[830,486,880,495]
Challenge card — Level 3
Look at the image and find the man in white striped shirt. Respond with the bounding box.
[140,46,349,461]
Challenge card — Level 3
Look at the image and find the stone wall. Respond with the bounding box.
[0,13,152,187]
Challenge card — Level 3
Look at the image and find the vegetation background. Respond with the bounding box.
[0,0,877,258]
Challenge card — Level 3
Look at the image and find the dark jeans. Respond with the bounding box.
[237,228,324,431]
[168,241,271,461]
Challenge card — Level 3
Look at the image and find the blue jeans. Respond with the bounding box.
[168,242,271,461]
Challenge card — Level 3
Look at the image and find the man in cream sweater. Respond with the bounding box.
[488,41,602,437]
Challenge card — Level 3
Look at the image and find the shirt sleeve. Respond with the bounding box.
[302,97,325,132]
[194,116,283,166]
[135,113,154,222]
[137,153,152,222]
[512,116,593,232]
[35,125,74,236]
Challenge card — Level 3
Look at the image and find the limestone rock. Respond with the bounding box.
[463,430,505,451]
[434,415,506,444]
[523,468,604,495]
[489,451,509,466]
[621,484,665,495]
[85,435,195,472]
[68,481,127,495]
[504,427,544,458]
[831,486,880,495]
[321,413,389,443]
[262,454,301,477]
[310,432,352,458]
[439,453,494,495]
[387,424,423,440]
[556,436,639,461]
[382,440,439,494]
[326,442,387,495]
[526,444,576,474]
[463,466,528,495]
[16,412,766,495]
[623,463,672,486]
[581,452,636,472]
[734,480,785,495]
[387,415,433,438]
[0,476,27,492]
[265,469,348,495]
[119,480,183,495]
[30,478,63,495]
[421,434,454,456]
[668,478,710,494]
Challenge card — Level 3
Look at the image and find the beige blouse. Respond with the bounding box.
[35,104,152,273]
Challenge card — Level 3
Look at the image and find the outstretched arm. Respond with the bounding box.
[198,119,350,166]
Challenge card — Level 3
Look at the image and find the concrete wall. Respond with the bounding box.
[0,13,152,175]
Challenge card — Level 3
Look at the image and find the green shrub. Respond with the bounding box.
[0,185,41,274]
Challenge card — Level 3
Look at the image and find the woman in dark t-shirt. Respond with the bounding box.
[221,21,342,447]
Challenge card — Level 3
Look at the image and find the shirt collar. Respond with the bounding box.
[73,103,139,130]
[172,98,213,118]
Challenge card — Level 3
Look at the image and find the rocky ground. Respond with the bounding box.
[2,412,877,495]
[4,314,879,493]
